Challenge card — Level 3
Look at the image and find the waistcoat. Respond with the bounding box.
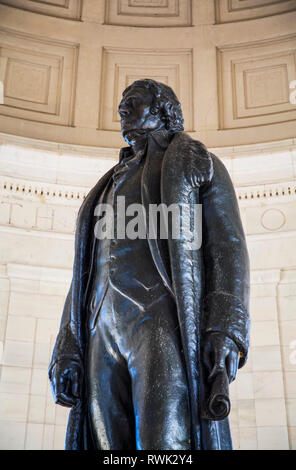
[87,146,166,329]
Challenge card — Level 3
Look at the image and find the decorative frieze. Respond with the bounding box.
[1,175,295,208]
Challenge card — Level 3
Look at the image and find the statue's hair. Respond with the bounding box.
[122,78,184,132]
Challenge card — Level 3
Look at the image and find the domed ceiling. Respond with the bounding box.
[0,0,295,148]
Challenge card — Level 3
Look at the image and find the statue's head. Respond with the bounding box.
[118,79,184,146]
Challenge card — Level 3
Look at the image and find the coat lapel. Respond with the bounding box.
[141,132,175,299]
[70,164,118,350]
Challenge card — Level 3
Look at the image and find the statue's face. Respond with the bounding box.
[118,86,163,143]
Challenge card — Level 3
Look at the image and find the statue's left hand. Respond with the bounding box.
[202,332,240,383]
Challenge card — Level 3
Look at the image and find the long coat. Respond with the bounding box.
[49,131,250,450]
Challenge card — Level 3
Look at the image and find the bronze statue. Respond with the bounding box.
[49,79,250,450]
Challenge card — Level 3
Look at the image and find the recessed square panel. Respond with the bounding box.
[99,47,193,131]
[217,35,296,129]
[215,0,296,23]
[1,0,82,20]
[0,28,79,126]
[121,0,173,15]
[5,59,51,105]
[243,65,289,109]
[105,0,192,26]
[233,53,294,119]
[128,0,169,7]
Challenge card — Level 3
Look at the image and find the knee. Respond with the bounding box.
[136,415,191,451]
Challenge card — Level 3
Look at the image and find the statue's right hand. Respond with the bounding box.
[49,359,82,408]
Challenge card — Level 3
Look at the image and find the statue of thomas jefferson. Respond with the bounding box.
[49,79,250,450]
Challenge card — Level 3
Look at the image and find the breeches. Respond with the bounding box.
[86,284,191,450]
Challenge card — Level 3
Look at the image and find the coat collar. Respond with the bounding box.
[118,129,174,163]
[118,145,133,163]
[140,130,176,299]
[149,128,174,150]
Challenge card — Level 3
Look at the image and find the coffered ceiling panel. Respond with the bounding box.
[0,0,82,20]
[215,0,296,23]
[0,28,79,126]
[217,35,296,129]
[105,0,192,26]
[0,1,295,147]
[99,47,193,132]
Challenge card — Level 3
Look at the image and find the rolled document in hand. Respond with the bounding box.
[201,369,230,421]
